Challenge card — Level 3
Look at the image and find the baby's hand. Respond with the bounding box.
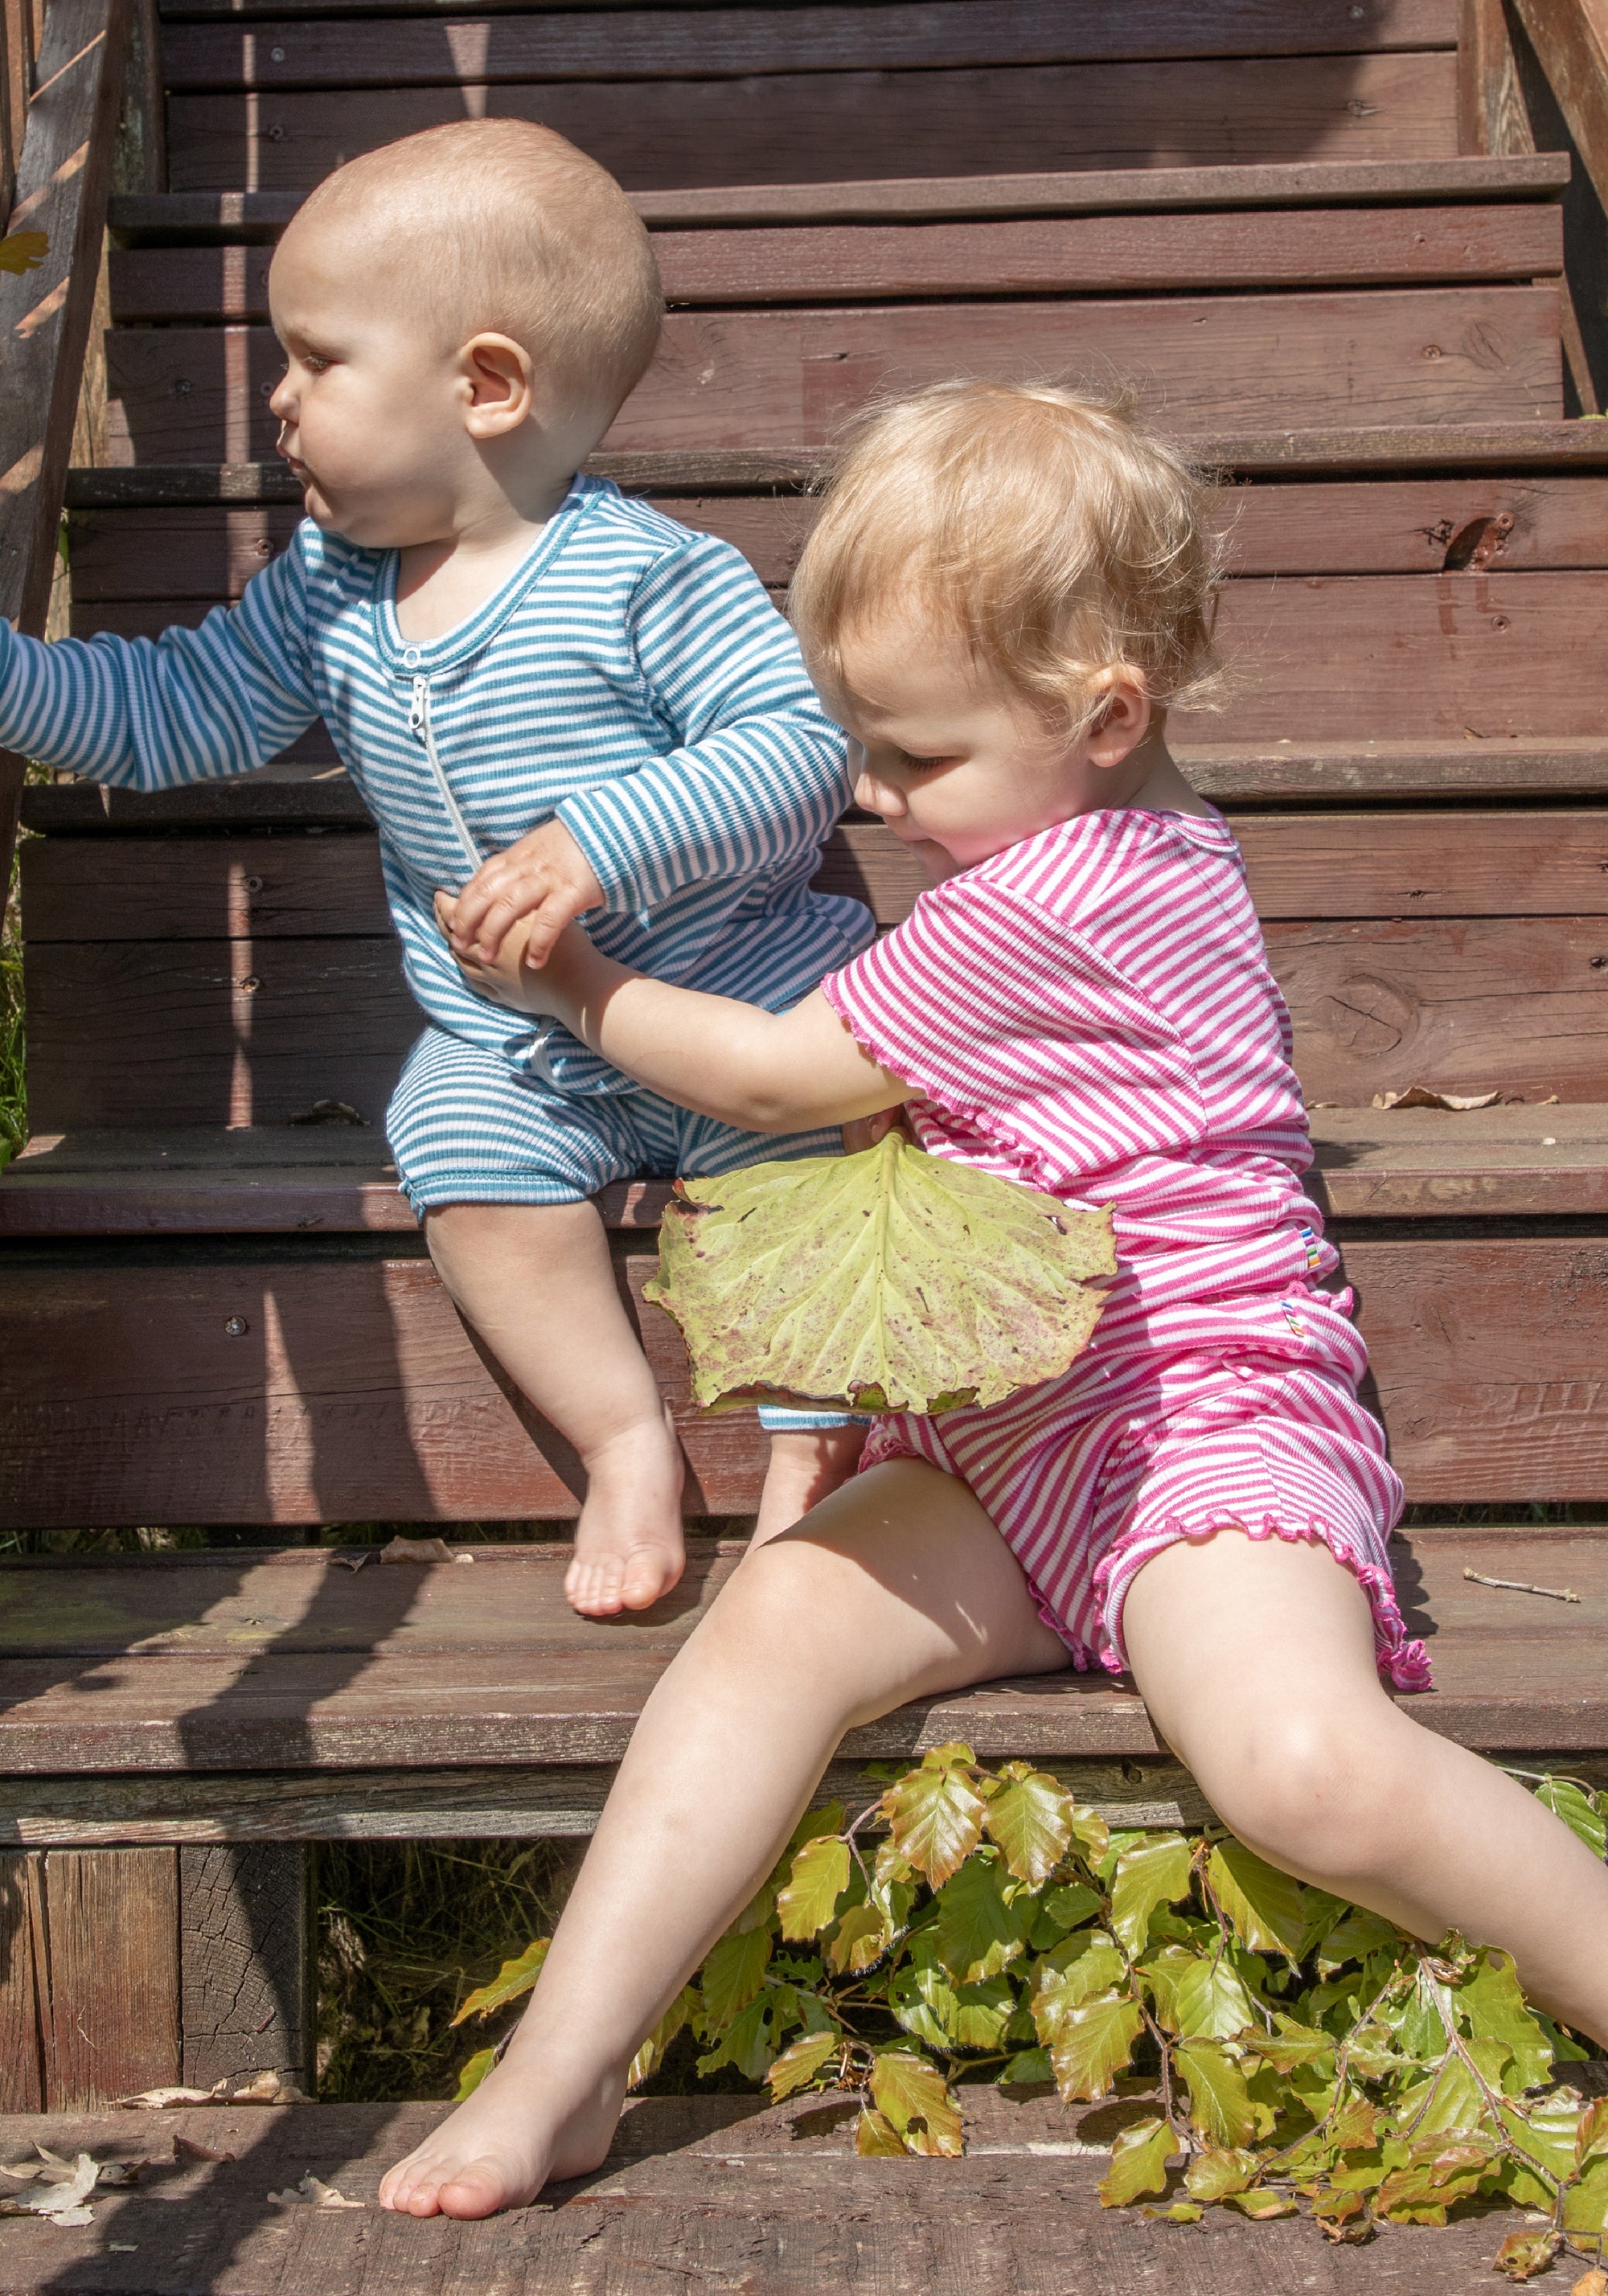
[434,888,551,1014]
[446,818,604,970]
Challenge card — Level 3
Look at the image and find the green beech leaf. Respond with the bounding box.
[453,2045,496,2101]
[892,1965,1016,2053]
[856,2107,912,2157]
[451,1937,550,2026]
[983,1768,1075,1885]
[1159,2200,1203,2224]
[1070,1807,1111,1868]
[1045,1990,1143,2102]
[1175,2041,1256,2148]
[777,1836,851,1941]
[880,1759,987,1885]
[1040,1882,1103,1933]
[627,1989,694,2090]
[870,2052,964,2155]
[1457,1951,1554,2093]
[1535,1777,1606,1857]
[1032,1936,1128,2042]
[1376,2138,1496,2224]
[1315,1909,1399,1972]
[1245,2019,1334,2075]
[767,2030,839,2100]
[1171,1953,1257,2041]
[1561,2155,1608,2239]
[1207,1842,1306,1958]
[1003,2048,1053,2084]
[827,1904,892,1975]
[1183,2146,1261,2202]
[645,1134,1117,1413]
[698,1991,786,2082]
[699,1926,773,2028]
[1225,2189,1297,2219]
[1110,1834,1195,1956]
[1098,2117,1175,2207]
[931,1855,1032,1982]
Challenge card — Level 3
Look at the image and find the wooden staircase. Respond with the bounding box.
[5,4,1608,2268]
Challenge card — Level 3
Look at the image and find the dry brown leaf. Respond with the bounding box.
[268,2173,364,2209]
[1571,2272,1608,2296]
[379,1535,454,1564]
[1372,1085,1500,1112]
[174,2134,236,2164]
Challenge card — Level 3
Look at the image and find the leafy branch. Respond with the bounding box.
[455,1748,1608,2277]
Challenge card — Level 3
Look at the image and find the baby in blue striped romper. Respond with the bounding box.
[0,119,879,1615]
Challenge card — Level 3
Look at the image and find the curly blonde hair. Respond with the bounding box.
[789,379,1224,737]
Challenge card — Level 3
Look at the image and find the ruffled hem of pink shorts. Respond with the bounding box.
[1036,1511,1432,1693]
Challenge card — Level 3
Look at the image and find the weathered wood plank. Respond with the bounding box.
[1,1235,1606,1530]
[8,1109,1608,1235]
[178,1843,312,2090]
[64,480,1608,614]
[1511,0,1608,223]
[0,1855,46,2112]
[104,154,1574,242]
[159,2,1458,90]
[21,907,1608,1126]
[0,2093,1542,2296]
[0,1530,1605,1772]
[23,811,1608,948]
[107,206,1565,325]
[105,289,1561,465]
[164,52,1461,198]
[2,1754,1215,1845]
[37,1850,179,2108]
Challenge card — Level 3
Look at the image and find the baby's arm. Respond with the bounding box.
[445,534,847,969]
[438,898,903,1131]
[0,540,320,790]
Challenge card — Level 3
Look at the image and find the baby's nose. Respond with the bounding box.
[854,762,902,816]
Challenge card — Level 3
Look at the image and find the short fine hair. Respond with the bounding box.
[789,380,1223,736]
[297,119,663,420]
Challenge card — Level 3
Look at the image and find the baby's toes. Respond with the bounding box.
[379,2150,440,2214]
[566,1556,625,1618]
[621,1547,677,1611]
[437,2159,519,2220]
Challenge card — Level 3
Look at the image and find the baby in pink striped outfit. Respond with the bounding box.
[384,383,1608,2222]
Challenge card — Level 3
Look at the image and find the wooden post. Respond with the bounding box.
[0,0,130,901]
[1458,0,1536,153]
[0,1847,182,2109]
[179,1845,316,2093]
[1504,0,1608,416]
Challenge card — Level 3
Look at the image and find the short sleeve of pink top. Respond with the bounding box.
[821,807,1426,1691]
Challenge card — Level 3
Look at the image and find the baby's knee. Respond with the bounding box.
[1199,1704,1407,1884]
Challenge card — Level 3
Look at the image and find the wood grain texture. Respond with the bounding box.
[59,482,1608,621]
[10,1110,1608,1234]
[38,1850,179,2108]
[2,1236,1608,1528]
[163,51,1461,197]
[102,290,1562,468]
[25,812,1608,949]
[6,1753,1215,1845]
[0,2093,1549,2296]
[154,0,1455,32]
[159,2,1458,91]
[1459,0,1536,158]
[1511,0,1608,222]
[178,1843,312,2089]
[0,1530,1606,1773]
[22,908,1608,1127]
[0,1855,46,2112]
[108,205,1565,323]
[104,154,1573,240]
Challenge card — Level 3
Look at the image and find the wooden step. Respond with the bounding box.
[109,203,1565,320]
[105,154,1573,241]
[9,1105,1607,1237]
[0,2091,1525,2294]
[2,1529,1605,1773]
[1,1218,1606,1519]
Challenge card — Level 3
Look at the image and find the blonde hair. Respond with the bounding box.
[790,380,1222,737]
[295,120,662,420]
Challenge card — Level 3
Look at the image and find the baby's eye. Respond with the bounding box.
[303,355,331,375]
[900,750,954,770]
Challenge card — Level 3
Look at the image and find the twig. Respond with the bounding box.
[1463,1568,1581,1605]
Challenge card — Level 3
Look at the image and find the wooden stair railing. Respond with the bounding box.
[0,0,129,905]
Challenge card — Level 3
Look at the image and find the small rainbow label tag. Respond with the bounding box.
[1298,1224,1323,1273]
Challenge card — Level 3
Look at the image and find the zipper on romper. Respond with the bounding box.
[408,673,482,878]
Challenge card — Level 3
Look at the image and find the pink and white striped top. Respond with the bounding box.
[822,803,1328,1314]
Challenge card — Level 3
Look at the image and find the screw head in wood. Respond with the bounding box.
[224,1316,249,1337]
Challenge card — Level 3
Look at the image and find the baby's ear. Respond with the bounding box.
[460,334,535,433]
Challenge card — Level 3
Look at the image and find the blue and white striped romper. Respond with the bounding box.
[0,476,876,1214]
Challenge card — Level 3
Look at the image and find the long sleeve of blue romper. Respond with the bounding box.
[0,477,872,1095]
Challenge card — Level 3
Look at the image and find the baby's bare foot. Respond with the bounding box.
[751,1425,868,1548]
[564,1413,687,1618]
[379,2058,622,2219]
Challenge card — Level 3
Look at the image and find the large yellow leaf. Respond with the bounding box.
[645,1133,1116,1413]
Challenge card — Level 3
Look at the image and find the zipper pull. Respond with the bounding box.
[408,674,429,736]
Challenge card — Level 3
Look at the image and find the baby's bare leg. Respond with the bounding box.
[1124,1529,1608,2044]
[425,1201,685,1617]
[378,1458,1066,2220]
[752,1425,868,1547]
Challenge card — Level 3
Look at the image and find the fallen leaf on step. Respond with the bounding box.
[117,2069,302,2109]
[46,2207,96,2227]
[1372,1085,1499,1111]
[379,1535,455,1564]
[174,2135,236,2164]
[267,2174,365,2208]
[232,2072,306,2103]
[2,2155,99,2214]
[115,2086,221,2109]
